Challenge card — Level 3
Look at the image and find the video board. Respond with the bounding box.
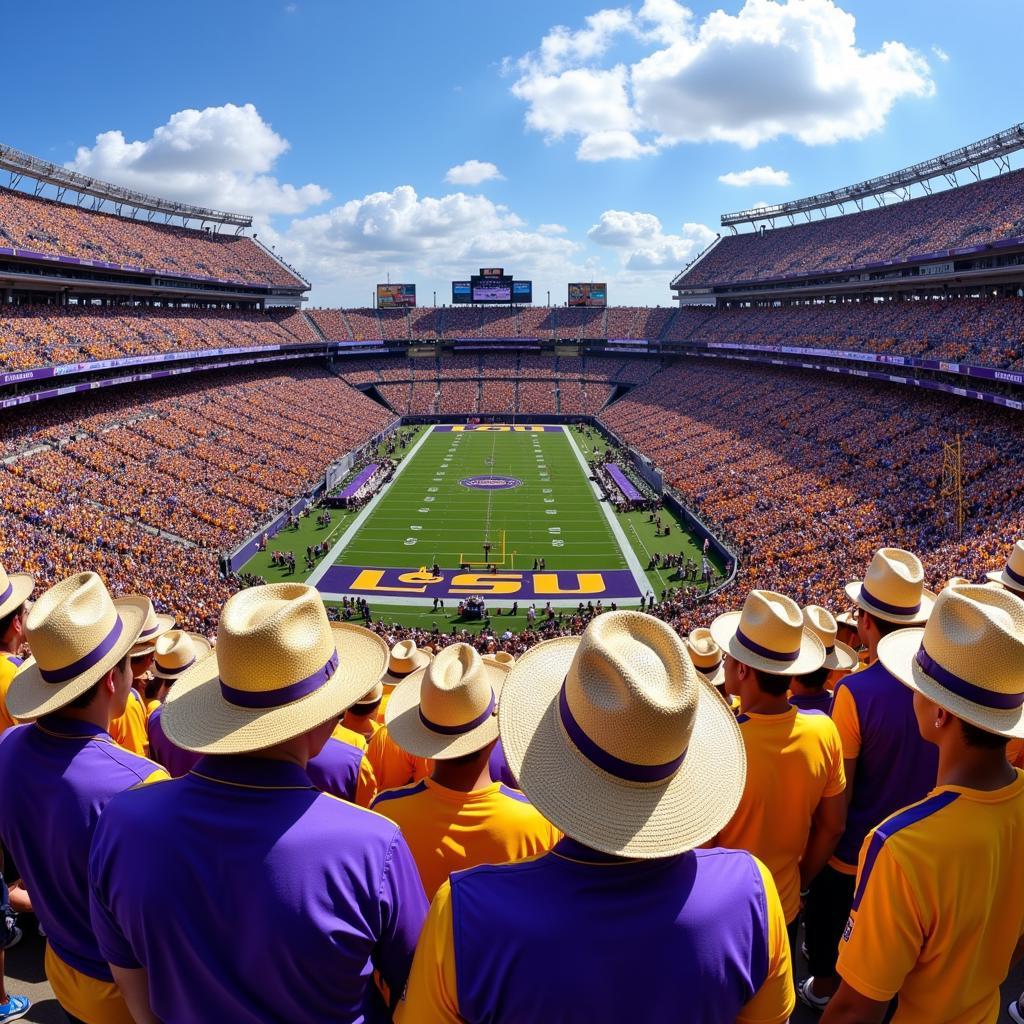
[471,274,513,303]
[568,282,607,307]
[376,283,416,308]
[512,280,533,303]
[452,281,472,304]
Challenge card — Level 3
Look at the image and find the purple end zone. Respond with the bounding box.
[432,424,564,432]
[317,565,642,601]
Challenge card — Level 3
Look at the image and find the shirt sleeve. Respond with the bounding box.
[836,836,922,1002]
[830,684,861,760]
[822,721,847,798]
[395,880,462,1024]
[88,813,142,970]
[374,829,429,1011]
[737,858,795,1024]
[356,754,378,809]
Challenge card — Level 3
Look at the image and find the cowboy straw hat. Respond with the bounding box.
[492,651,516,667]
[349,677,384,713]
[160,584,388,754]
[0,563,33,622]
[152,630,212,682]
[835,610,858,629]
[8,573,150,720]
[845,547,936,625]
[685,628,725,687]
[385,644,510,759]
[128,599,176,656]
[710,591,825,676]
[877,584,1024,739]
[802,606,859,673]
[499,611,745,858]
[986,540,1024,596]
[382,639,432,686]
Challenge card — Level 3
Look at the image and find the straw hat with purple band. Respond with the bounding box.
[349,678,384,715]
[7,572,150,721]
[498,611,745,858]
[128,599,176,657]
[382,639,432,687]
[492,651,516,668]
[160,584,388,754]
[802,606,859,673]
[710,590,825,676]
[685,628,725,688]
[152,630,212,682]
[878,584,1024,739]
[385,644,510,759]
[0,563,33,622]
[986,540,1024,596]
[845,547,936,625]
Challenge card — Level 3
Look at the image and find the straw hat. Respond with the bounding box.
[128,599,176,656]
[878,584,1024,739]
[382,639,432,686]
[492,651,516,667]
[710,591,825,676]
[152,630,212,682]
[0,563,33,621]
[835,610,857,628]
[845,548,935,625]
[802,606,859,672]
[8,572,150,720]
[986,541,1024,596]
[944,576,972,590]
[349,678,384,713]
[385,644,510,759]
[160,584,388,754]
[498,611,745,858]
[685,628,725,687]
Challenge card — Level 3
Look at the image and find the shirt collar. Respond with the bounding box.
[190,755,317,791]
[35,715,110,740]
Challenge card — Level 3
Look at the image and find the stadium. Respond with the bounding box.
[1,86,1023,1024]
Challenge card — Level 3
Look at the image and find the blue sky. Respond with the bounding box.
[5,0,1023,306]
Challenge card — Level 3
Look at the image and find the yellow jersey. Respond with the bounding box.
[366,723,432,793]
[108,689,149,757]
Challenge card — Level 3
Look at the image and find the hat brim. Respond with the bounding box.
[824,640,860,673]
[382,648,432,687]
[987,570,1024,596]
[498,636,747,859]
[152,634,213,680]
[0,574,33,621]
[160,623,389,754]
[878,627,1024,740]
[131,613,176,656]
[709,612,825,676]
[690,660,725,688]
[844,582,936,625]
[385,657,511,759]
[8,597,151,720]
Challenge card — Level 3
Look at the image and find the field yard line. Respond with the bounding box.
[562,427,648,602]
[626,518,669,591]
[307,426,435,587]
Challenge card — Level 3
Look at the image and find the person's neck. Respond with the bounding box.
[343,711,375,740]
[0,630,19,656]
[936,743,1017,792]
[252,736,310,769]
[788,678,825,698]
[431,751,494,793]
[59,702,114,732]
[739,689,793,716]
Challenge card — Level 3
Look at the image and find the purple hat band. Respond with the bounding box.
[419,691,495,735]
[156,656,196,677]
[220,649,339,710]
[735,626,799,663]
[915,647,1024,711]
[860,583,921,618]
[0,581,13,606]
[39,616,125,684]
[695,658,722,675]
[137,620,162,639]
[558,685,687,784]
[1005,563,1024,588]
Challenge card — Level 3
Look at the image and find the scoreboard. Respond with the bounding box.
[376,283,416,308]
[471,273,512,303]
[568,282,607,307]
[452,269,532,304]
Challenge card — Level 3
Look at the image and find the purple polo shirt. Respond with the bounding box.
[487,737,519,788]
[148,705,200,778]
[89,755,428,1023]
[831,661,939,867]
[0,717,165,980]
[448,838,772,1021]
[306,735,366,803]
[789,692,832,714]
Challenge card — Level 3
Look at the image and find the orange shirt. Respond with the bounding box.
[108,689,149,757]
[366,723,432,793]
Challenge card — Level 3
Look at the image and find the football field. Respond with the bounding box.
[309,425,650,606]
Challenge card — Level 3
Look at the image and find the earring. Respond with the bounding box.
[934,720,941,729]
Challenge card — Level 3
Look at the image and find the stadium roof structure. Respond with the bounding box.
[0,143,252,231]
[720,121,1024,230]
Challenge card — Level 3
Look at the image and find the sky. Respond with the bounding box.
[4,0,1023,307]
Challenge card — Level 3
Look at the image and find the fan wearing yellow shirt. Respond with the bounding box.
[342,679,384,744]
[372,643,559,899]
[0,564,34,736]
[823,585,1024,1024]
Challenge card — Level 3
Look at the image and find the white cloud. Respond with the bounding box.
[507,0,934,159]
[587,209,716,270]
[931,45,949,63]
[718,165,791,187]
[538,223,569,234]
[67,103,330,220]
[444,160,504,186]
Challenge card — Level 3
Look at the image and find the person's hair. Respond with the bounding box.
[860,610,903,639]
[444,743,494,766]
[750,665,790,697]
[62,652,131,711]
[791,665,831,691]
[0,603,24,641]
[959,719,1010,751]
[348,697,382,717]
[131,651,154,672]
[144,677,165,701]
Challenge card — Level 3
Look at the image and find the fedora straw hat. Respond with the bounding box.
[710,591,825,676]
[385,644,510,759]
[128,599,176,656]
[835,610,857,628]
[160,584,388,754]
[845,548,935,625]
[8,572,150,720]
[499,611,745,858]
[492,651,516,667]
[349,678,384,713]
[802,606,859,672]
[685,628,725,687]
[878,584,1024,739]
[986,541,1024,596]
[152,630,212,682]
[0,563,33,621]
[944,576,972,590]
[382,639,432,686]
